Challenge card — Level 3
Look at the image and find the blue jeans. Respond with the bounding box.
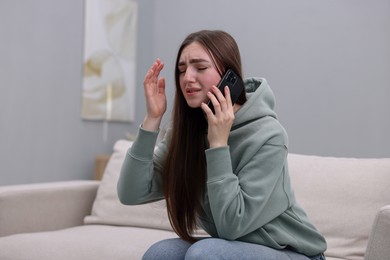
[142,238,325,260]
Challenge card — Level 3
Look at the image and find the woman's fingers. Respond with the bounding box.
[143,59,167,118]
[151,59,164,79]
[224,86,233,108]
[144,59,164,95]
[202,86,235,148]
[209,85,232,114]
[157,77,165,94]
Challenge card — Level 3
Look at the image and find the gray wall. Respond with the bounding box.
[1,0,389,185]
[153,0,390,157]
[0,0,154,185]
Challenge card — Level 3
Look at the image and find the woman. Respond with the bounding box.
[118,30,326,260]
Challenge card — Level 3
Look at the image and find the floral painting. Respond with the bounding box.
[82,0,137,122]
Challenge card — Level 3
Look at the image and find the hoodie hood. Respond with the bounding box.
[233,77,278,127]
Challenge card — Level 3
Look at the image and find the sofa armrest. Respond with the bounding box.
[364,205,390,260]
[0,180,99,237]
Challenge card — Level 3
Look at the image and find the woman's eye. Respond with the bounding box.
[197,67,207,71]
[178,69,186,74]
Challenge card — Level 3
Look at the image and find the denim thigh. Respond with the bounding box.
[185,238,311,260]
[143,237,325,260]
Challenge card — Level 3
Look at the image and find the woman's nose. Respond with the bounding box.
[183,68,195,83]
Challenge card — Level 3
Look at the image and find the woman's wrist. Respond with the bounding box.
[208,141,228,149]
[142,116,162,132]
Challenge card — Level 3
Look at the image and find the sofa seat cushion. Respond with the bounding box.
[288,154,390,260]
[0,225,178,260]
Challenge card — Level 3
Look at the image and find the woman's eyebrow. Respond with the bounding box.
[178,58,210,67]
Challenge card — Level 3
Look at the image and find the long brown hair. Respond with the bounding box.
[163,30,246,243]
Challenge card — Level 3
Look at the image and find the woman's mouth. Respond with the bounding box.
[186,88,201,94]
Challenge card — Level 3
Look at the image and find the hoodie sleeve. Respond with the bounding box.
[205,141,289,240]
[117,127,166,205]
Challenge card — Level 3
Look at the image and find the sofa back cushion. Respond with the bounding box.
[288,154,390,260]
[85,140,390,259]
[84,140,173,231]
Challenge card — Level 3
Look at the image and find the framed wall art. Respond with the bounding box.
[82,0,138,122]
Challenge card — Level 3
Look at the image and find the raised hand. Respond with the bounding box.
[142,59,167,131]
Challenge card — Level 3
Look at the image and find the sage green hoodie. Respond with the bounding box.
[118,78,327,257]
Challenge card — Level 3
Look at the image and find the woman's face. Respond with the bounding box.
[178,42,222,108]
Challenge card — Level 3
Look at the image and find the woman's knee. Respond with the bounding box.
[143,238,191,260]
[185,238,226,260]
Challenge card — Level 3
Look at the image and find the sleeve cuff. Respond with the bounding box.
[130,126,159,160]
[205,146,233,182]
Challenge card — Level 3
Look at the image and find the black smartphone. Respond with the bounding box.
[209,69,245,111]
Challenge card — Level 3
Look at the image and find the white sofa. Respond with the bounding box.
[0,140,389,260]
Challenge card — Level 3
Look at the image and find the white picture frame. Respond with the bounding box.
[82,0,138,122]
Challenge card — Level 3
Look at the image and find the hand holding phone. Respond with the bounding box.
[208,69,244,112]
[205,69,244,147]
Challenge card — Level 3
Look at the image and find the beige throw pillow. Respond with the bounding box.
[288,154,390,260]
[84,140,173,231]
